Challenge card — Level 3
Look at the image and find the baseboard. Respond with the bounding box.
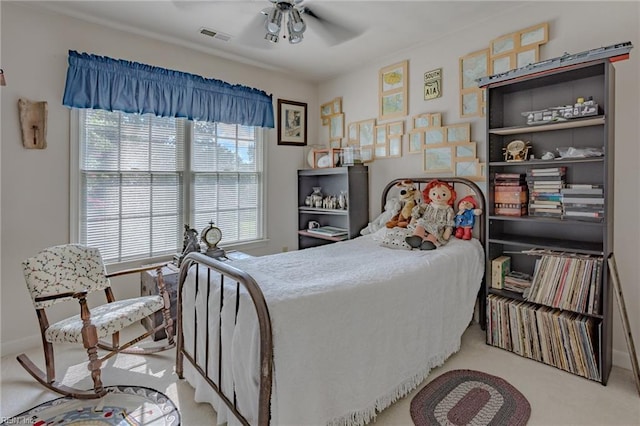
[613,348,633,371]
[3,331,633,372]
[1,334,39,358]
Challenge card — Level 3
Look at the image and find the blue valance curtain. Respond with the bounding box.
[62,50,274,128]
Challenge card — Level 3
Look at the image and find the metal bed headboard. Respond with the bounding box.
[381,177,487,329]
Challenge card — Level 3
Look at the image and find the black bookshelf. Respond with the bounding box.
[297,165,369,250]
[484,59,615,384]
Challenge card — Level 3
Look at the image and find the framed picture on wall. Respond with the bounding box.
[278,99,307,146]
[379,60,409,121]
[424,146,453,172]
[358,119,376,146]
[329,113,345,141]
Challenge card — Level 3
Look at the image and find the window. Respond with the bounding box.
[74,109,264,264]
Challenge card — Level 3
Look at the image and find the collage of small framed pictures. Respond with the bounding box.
[321,97,342,125]
[346,118,376,161]
[369,120,404,159]
[458,22,549,118]
[408,111,485,181]
[320,97,346,148]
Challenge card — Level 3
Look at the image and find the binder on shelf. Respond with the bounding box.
[306,226,348,237]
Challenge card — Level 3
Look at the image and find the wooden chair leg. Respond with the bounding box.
[112,331,120,350]
[156,268,176,346]
[35,310,56,383]
[78,296,104,395]
[43,341,55,383]
[86,344,104,395]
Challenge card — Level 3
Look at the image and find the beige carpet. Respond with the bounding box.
[2,324,639,425]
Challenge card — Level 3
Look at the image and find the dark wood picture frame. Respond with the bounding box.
[277,99,307,146]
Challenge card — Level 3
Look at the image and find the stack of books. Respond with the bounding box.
[493,173,527,216]
[504,270,533,295]
[561,185,604,222]
[526,167,566,218]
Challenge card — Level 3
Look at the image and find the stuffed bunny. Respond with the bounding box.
[360,198,401,235]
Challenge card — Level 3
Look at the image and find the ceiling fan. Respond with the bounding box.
[253,0,362,46]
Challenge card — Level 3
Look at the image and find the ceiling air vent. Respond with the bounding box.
[199,28,231,42]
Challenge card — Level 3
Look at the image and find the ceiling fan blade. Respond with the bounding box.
[235,10,278,49]
[170,0,207,11]
[300,4,364,46]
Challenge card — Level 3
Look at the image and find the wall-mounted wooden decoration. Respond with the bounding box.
[18,99,47,149]
[388,135,402,158]
[320,97,342,125]
[413,112,442,129]
[357,119,375,147]
[347,118,376,147]
[328,113,345,145]
[347,122,358,144]
[375,125,387,145]
[489,22,548,75]
[379,60,408,121]
[459,22,549,118]
[374,120,406,160]
[360,146,374,163]
[411,112,444,153]
[408,130,424,154]
[459,48,489,118]
[409,111,485,181]
[373,125,387,159]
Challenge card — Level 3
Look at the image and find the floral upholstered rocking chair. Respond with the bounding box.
[17,244,175,399]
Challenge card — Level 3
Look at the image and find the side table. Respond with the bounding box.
[140,263,180,341]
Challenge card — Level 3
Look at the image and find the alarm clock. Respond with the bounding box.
[201,221,225,258]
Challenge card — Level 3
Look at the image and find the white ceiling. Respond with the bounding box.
[30,0,529,83]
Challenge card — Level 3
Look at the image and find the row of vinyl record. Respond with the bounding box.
[487,294,601,381]
[526,254,603,315]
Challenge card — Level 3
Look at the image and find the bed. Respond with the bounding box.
[176,177,486,426]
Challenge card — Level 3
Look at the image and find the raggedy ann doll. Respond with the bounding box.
[405,180,456,250]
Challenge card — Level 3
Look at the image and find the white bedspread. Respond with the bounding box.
[182,234,484,426]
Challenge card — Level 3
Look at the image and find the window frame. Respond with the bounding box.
[70,110,268,268]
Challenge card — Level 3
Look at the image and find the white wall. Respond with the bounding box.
[0,2,316,355]
[318,1,640,368]
[2,1,639,371]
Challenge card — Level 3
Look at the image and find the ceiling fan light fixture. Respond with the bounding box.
[288,8,306,34]
[288,29,303,44]
[287,19,303,43]
[265,7,283,34]
[265,32,279,43]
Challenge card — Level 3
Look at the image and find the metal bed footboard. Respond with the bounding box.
[176,177,486,426]
[176,253,273,426]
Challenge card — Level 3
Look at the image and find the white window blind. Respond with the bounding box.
[191,121,263,244]
[76,110,264,264]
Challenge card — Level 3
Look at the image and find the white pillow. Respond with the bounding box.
[379,227,412,250]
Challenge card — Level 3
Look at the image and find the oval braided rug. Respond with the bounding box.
[410,369,530,426]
